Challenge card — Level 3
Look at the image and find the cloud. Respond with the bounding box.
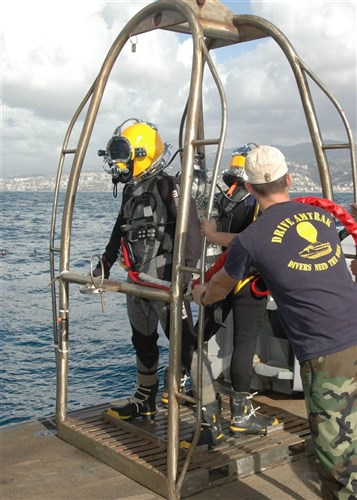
[1,0,356,177]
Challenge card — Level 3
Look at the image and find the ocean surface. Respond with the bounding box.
[0,190,354,427]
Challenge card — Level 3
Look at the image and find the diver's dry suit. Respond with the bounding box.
[100,172,201,388]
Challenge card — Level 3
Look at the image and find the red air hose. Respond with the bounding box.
[120,237,170,290]
[192,250,228,289]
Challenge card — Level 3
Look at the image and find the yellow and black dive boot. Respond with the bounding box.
[229,391,279,437]
[180,397,223,450]
[106,381,159,421]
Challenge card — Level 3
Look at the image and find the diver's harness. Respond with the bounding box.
[215,183,251,232]
[119,176,174,291]
[120,237,170,290]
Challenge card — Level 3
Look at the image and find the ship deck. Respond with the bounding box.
[1,392,322,499]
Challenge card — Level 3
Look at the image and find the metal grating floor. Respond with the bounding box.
[57,395,311,498]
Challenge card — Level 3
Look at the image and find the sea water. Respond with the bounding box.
[0,191,354,426]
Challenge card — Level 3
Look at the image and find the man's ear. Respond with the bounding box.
[245,182,253,194]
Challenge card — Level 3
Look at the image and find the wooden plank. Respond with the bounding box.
[58,422,169,498]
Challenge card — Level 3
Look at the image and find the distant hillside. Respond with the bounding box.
[1,142,354,193]
[275,142,338,163]
[275,142,354,186]
[206,141,355,188]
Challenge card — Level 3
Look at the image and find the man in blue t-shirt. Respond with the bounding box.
[193,145,357,500]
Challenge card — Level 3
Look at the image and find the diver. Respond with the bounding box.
[93,119,222,447]
[195,144,279,437]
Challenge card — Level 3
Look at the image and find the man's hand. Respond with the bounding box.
[349,203,357,218]
[92,264,107,278]
[192,284,207,306]
[91,255,111,279]
[200,216,235,248]
[200,217,217,241]
[350,258,357,277]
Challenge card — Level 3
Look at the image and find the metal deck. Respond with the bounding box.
[57,395,311,498]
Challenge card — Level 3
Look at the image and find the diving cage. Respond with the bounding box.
[49,1,356,498]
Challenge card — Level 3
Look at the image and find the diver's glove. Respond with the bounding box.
[92,254,111,279]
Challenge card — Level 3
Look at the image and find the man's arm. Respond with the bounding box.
[201,216,236,247]
[102,208,126,266]
[192,234,253,305]
[192,267,237,306]
[93,187,130,277]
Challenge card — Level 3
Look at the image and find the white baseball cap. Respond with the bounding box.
[245,146,288,184]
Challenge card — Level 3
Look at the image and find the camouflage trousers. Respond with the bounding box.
[301,345,357,499]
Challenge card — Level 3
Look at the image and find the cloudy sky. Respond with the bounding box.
[2,0,356,178]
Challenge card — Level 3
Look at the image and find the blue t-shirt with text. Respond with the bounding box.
[224,201,357,362]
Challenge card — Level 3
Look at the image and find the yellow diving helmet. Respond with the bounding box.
[102,119,171,184]
[222,143,259,187]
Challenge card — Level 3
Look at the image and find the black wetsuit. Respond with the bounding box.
[202,184,267,392]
